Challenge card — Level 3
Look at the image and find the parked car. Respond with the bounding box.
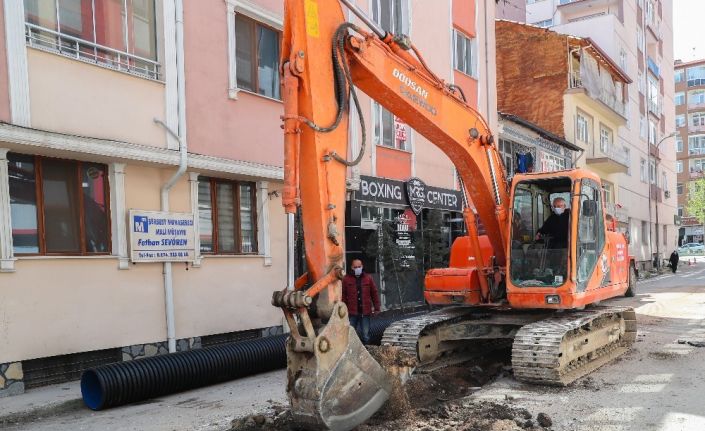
[679,243,705,255]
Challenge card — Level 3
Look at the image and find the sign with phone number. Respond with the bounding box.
[129,210,196,263]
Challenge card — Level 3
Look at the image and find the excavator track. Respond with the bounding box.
[512,306,637,386]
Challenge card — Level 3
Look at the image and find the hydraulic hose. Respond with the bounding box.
[81,312,424,410]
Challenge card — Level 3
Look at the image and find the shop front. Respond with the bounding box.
[345,175,464,310]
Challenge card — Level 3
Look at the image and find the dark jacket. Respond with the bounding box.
[670,251,679,266]
[537,212,570,248]
[342,272,381,316]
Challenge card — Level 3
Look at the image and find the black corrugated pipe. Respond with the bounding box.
[81,312,424,410]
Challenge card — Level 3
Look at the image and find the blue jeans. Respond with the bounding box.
[349,315,371,345]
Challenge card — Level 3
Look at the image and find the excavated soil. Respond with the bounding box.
[229,346,552,431]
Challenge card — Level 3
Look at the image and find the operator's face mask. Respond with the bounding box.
[353,267,363,276]
[553,207,565,216]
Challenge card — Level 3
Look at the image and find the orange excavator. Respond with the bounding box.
[271,1,638,430]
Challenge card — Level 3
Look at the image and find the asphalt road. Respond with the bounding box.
[2,263,705,430]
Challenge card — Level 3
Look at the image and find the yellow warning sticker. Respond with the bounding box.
[304,0,320,38]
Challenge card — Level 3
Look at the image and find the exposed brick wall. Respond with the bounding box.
[496,21,569,139]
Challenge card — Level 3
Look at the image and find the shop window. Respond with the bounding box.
[453,29,476,77]
[373,102,409,151]
[8,153,110,255]
[235,14,281,99]
[371,0,410,35]
[198,177,258,254]
[24,0,159,78]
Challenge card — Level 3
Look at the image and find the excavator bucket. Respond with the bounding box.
[286,302,392,431]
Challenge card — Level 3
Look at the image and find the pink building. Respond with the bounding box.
[0,0,497,395]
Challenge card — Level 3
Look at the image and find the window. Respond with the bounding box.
[639,115,647,139]
[637,28,644,53]
[235,14,281,99]
[8,154,110,255]
[687,65,705,87]
[625,147,631,175]
[677,160,683,173]
[677,135,683,152]
[577,180,605,290]
[641,220,648,246]
[675,69,684,83]
[453,30,476,77]
[373,102,409,150]
[648,120,657,146]
[689,135,705,156]
[540,153,566,172]
[649,160,656,184]
[602,181,614,204]
[533,19,553,27]
[647,75,660,114]
[372,0,410,35]
[619,49,627,73]
[198,178,258,254]
[677,183,684,195]
[24,0,159,78]
[676,114,686,128]
[499,139,514,175]
[675,92,685,106]
[678,206,684,217]
[599,124,613,152]
[691,158,705,173]
[662,171,667,189]
[576,111,591,143]
[640,158,647,182]
[646,0,655,26]
[691,112,705,127]
[689,89,705,107]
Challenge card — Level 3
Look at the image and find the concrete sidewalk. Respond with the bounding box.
[0,369,287,430]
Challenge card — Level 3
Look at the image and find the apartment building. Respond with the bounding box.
[0,0,497,395]
[525,0,677,270]
[675,58,705,244]
[496,22,632,231]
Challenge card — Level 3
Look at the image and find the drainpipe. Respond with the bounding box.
[154,0,187,354]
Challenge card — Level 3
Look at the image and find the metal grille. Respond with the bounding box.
[22,348,121,389]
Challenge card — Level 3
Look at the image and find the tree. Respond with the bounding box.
[687,179,705,226]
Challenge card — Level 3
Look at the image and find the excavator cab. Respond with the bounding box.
[509,176,572,288]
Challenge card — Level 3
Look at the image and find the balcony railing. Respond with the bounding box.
[688,78,705,87]
[689,101,705,109]
[690,169,705,179]
[648,98,661,116]
[569,71,627,118]
[690,124,705,133]
[600,143,630,166]
[647,57,660,77]
[25,23,161,81]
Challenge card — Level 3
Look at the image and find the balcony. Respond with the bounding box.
[569,71,628,121]
[688,78,705,88]
[690,169,705,180]
[586,141,630,174]
[648,98,661,117]
[689,101,705,110]
[647,57,660,77]
[650,184,663,203]
[690,124,705,134]
[646,19,661,41]
[556,0,623,23]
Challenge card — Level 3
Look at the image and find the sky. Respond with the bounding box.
[673,0,705,62]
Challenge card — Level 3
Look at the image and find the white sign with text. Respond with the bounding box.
[129,210,196,262]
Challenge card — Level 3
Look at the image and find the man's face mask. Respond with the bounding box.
[353,267,363,276]
[554,207,565,216]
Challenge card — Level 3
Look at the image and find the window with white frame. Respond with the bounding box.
[647,75,660,113]
[677,160,683,173]
[675,69,684,83]
[619,49,627,73]
[372,0,410,35]
[24,0,159,79]
[234,14,281,99]
[646,0,655,26]
[453,30,476,77]
[638,72,645,94]
[533,19,553,27]
[689,89,705,106]
[639,115,647,139]
[648,120,657,146]
[691,112,705,127]
[677,183,684,195]
[649,160,656,184]
[602,181,614,204]
[373,102,409,151]
[498,139,514,175]
[599,124,613,152]
[640,158,647,182]
[540,152,566,172]
[676,114,686,128]
[689,135,705,156]
[636,27,644,52]
[677,135,683,152]
[691,158,705,173]
[662,171,667,189]
[675,92,685,106]
[687,65,705,87]
[625,147,631,175]
[576,111,591,143]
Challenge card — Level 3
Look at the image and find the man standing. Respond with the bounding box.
[669,250,679,273]
[342,259,381,344]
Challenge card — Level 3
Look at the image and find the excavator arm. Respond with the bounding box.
[271,1,510,429]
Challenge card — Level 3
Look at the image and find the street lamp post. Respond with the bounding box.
[649,131,678,270]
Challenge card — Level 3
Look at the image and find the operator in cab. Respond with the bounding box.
[535,197,570,248]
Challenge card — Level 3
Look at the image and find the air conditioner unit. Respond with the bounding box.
[664,190,671,198]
